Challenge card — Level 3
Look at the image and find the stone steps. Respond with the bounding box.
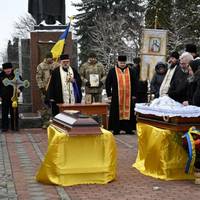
[0,113,42,129]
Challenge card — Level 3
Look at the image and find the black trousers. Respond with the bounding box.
[1,99,18,130]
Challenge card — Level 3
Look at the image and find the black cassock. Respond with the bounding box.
[105,66,138,134]
[47,67,82,116]
[0,71,20,131]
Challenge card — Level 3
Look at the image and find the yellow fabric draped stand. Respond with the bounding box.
[36,126,116,186]
[133,122,194,180]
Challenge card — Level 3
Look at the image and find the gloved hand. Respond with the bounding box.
[85,81,91,87]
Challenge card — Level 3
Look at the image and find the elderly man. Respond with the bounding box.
[47,54,82,116]
[168,52,193,103]
[106,55,138,135]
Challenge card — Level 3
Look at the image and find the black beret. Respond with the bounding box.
[118,55,127,62]
[170,51,179,59]
[185,44,197,54]
[60,54,69,60]
[2,62,13,69]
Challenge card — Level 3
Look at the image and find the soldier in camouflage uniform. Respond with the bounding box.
[79,53,106,102]
[36,52,58,128]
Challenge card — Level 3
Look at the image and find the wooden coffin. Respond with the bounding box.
[136,112,200,132]
[52,110,101,136]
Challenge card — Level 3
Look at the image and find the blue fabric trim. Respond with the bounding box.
[72,81,81,103]
[185,132,193,173]
[59,23,70,40]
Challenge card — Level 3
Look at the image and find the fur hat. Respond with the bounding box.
[118,55,127,62]
[189,59,200,73]
[185,44,197,54]
[170,51,179,59]
[60,54,69,60]
[2,62,13,70]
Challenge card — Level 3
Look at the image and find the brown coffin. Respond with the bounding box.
[136,112,200,132]
[52,111,101,136]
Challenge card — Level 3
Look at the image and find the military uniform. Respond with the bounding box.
[36,60,58,128]
[80,61,106,102]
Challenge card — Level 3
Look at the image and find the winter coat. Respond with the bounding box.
[150,62,167,98]
[186,70,200,106]
[168,65,188,103]
[36,60,58,90]
[79,61,106,94]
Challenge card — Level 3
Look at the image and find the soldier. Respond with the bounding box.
[36,52,57,128]
[79,53,106,103]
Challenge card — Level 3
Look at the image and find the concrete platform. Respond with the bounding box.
[0,113,42,129]
[0,129,199,200]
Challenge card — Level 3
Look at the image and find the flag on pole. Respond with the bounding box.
[51,17,73,60]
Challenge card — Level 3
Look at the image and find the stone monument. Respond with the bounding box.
[28,0,65,25]
[28,0,77,112]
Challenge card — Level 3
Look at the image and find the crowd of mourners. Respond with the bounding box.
[149,43,200,107]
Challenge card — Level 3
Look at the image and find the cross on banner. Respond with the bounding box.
[2,68,30,106]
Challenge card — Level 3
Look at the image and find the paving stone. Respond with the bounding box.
[1,129,200,199]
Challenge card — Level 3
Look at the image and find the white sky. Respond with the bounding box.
[0,0,80,64]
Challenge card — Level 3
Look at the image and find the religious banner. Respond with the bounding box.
[140,29,168,81]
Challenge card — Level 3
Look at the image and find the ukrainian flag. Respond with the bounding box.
[51,18,72,60]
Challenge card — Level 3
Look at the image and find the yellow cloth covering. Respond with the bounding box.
[36,125,117,186]
[133,122,194,180]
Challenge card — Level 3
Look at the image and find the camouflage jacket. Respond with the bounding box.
[36,60,58,90]
[79,61,106,94]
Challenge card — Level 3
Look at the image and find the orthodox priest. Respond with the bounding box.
[106,55,138,135]
[47,54,82,116]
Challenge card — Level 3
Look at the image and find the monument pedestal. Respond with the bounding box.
[30,28,74,112]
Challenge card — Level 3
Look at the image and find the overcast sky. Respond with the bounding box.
[0,0,79,64]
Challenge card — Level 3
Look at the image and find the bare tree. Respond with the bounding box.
[12,13,36,39]
[0,48,7,64]
[89,11,139,70]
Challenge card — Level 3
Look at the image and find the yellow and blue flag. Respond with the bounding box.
[51,18,73,60]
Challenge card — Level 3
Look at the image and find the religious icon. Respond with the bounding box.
[89,74,99,87]
[149,37,161,53]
